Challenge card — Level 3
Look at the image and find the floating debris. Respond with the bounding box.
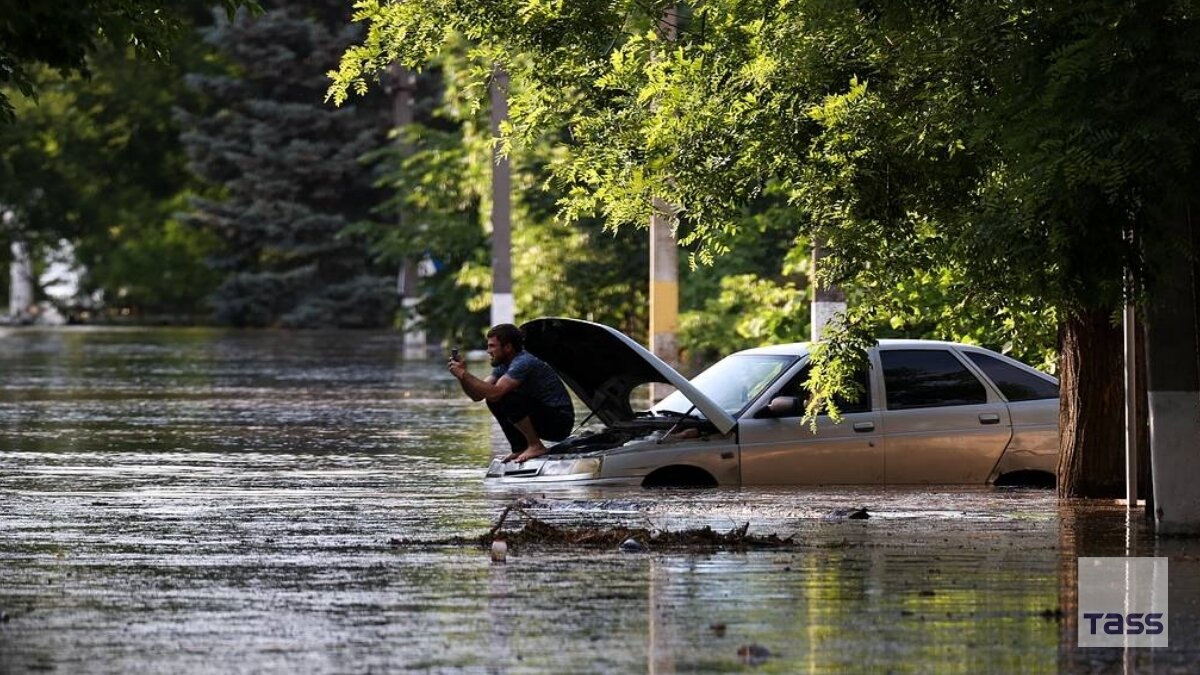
[385,502,800,552]
[825,507,870,520]
[619,538,644,553]
[737,643,772,666]
[490,539,508,563]
[474,504,797,552]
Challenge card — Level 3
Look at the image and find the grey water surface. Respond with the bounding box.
[1,327,1197,673]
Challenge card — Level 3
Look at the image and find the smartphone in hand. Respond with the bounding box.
[451,348,461,362]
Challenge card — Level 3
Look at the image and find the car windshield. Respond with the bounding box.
[653,354,797,417]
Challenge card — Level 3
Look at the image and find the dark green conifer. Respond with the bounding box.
[180,1,395,327]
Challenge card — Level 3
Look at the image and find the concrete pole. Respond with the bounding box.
[390,63,427,358]
[1144,201,1200,534]
[810,239,847,342]
[1124,285,1140,508]
[490,66,514,327]
[649,7,680,401]
[650,197,679,365]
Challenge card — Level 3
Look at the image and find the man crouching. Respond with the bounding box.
[448,323,574,463]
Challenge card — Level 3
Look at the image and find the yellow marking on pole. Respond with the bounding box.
[650,279,679,335]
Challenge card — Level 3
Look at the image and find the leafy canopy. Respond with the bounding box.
[0,1,259,123]
[330,0,1200,418]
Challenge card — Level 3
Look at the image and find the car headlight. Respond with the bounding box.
[486,458,504,477]
[539,457,602,477]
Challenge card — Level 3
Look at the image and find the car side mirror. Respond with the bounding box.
[764,396,802,418]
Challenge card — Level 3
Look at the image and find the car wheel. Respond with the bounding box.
[642,465,719,488]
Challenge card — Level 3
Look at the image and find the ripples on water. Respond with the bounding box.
[0,328,1195,673]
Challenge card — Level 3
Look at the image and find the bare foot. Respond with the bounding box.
[500,452,520,463]
[514,444,549,463]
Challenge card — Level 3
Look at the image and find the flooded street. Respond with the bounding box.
[2,328,1198,672]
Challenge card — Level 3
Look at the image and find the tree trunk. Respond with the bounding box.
[1057,309,1126,498]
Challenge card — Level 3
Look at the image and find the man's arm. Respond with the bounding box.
[450,360,520,402]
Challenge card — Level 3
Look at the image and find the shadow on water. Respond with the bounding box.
[0,328,1197,672]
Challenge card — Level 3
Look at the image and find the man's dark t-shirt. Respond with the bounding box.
[492,351,573,415]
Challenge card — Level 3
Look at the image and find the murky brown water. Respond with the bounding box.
[1,328,1197,673]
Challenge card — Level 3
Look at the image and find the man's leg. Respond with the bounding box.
[511,403,574,463]
[510,416,550,462]
[490,391,572,463]
[487,398,528,461]
[489,391,549,462]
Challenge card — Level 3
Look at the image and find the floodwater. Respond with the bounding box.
[0,328,1197,673]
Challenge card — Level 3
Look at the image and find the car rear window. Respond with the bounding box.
[964,352,1059,401]
[881,349,987,410]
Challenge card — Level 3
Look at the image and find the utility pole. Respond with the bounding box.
[649,7,680,400]
[810,239,846,341]
[490,66,514,328]
[650,197,679,368]
[390,63,427,359]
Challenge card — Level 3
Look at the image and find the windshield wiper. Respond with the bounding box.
[657,404,698,444]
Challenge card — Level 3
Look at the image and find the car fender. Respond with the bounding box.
[599,438,740,486]
[987,399,1059,481]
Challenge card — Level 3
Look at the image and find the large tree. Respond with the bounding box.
[330,0,1200,496]
[183,0,396,328]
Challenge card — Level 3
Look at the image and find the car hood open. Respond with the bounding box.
[521,318,736,435]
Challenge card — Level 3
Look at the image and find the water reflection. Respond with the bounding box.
[0,328,1197,672]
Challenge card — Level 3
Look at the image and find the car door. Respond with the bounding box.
[739,362,884,485]
[878,347,1012,484]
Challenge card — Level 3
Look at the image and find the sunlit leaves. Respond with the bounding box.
[330,0,1200,410]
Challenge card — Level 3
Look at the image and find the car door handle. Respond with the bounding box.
[978,413,1001,425]
[853,422,875,433]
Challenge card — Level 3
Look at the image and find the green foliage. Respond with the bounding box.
[87,210,224,316]
[679,274,809,362]
[182,0,397,328]
[357,36,648,344]
[677,196,813,364]
[0,0,258,123]
[331,0,1199,415]
[0,27,226,316]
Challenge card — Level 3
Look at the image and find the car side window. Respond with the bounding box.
[775,365,871,416]
[964,352,1059,401]
[880,349,986,410]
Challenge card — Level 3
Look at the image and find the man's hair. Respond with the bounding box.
[486,323,524,351]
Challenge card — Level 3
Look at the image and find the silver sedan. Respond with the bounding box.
[485,318,1059,488]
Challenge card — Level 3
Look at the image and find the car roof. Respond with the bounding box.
[735,338,981,358]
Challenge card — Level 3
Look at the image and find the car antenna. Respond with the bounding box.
[657,404,697,444]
